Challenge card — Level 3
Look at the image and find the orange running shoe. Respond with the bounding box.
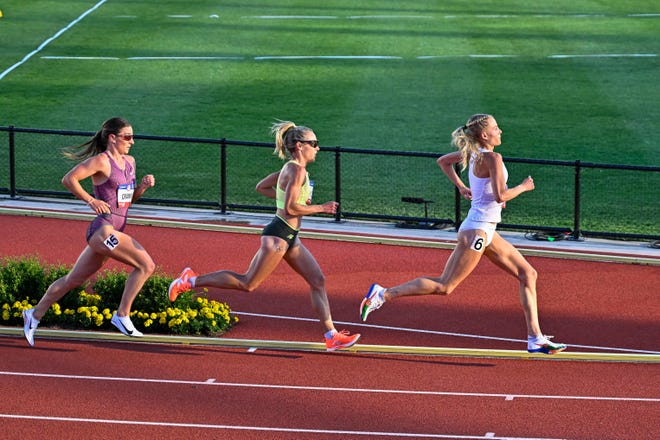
[168,267,197,301]
[325,330,361,352]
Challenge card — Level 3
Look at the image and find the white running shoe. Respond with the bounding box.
[527,335,567,354]
[360,283,386,322]
[111,313,143,337]
[23,308,38,347]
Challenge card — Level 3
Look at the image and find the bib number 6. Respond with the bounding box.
[470,235,485,252]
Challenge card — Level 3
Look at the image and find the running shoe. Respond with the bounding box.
[325,330,361,352]
[168,267,197,301]
[527,336,567,354]
[360,283,385,321]
[23,308,38,347]
[111,312,144,337]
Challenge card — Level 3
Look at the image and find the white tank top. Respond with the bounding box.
[466,150,508,223]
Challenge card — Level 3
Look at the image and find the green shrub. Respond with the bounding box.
[0,256,237,336]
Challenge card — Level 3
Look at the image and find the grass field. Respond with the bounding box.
[1,1,658,235]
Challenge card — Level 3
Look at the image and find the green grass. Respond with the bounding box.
[1,1,658,236]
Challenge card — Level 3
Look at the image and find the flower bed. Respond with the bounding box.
[1,256,238,336]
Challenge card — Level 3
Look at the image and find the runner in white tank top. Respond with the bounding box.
[361,114,566,355]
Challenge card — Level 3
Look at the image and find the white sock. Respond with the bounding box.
[325,330,337,339]
[189,276,197,287]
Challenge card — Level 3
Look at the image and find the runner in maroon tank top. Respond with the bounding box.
[22,117,156,346]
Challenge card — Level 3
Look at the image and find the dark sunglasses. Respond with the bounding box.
[297,139,318,148]
[115,133,134,141]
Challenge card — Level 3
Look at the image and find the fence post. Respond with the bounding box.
[9,125,16,198]
[334,146,341,222]
[220,138,227,213]
[573,160,581,239]
[453,163,461,230]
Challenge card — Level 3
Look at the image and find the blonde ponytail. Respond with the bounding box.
[450,114,491,170]
[270,120,313,160]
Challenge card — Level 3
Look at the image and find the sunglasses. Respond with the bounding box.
[115,133,134,141]
[297,139,318,148]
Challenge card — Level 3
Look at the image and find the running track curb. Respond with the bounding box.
[1,207,658,266]
[2,328,659,363]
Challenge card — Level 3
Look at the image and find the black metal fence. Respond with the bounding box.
[1,125,658,242]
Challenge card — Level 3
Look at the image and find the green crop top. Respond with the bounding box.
[276,161,312,210]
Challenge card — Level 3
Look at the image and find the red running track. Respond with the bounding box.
[1,215,659,439]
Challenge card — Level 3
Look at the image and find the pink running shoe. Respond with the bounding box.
[325,330,361,352]
[168,267,197,301]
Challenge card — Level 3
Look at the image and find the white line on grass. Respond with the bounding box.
[548,53,656,58]
[38,53,657,62]
[247,13,659,20]
[250,15,338,19]
[0,0,107,81]
[128,56,245,60]
[254,55,402,60]
[41,56,120,60]
[348,15,433,20]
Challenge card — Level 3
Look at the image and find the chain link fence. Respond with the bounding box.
[1,126,658,242]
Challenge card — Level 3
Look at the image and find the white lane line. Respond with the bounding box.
[0,414,567,440]
[0,0,107,81]
[234,311,660,355]
[2,371,658,402]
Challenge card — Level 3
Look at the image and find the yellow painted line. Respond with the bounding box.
[1,206,658,265]
[2,327,658,363]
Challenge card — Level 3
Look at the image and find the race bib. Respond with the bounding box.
[470,235,486,252]
[117,183,135,208]
[103,233,119,251]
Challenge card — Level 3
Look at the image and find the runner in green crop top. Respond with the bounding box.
[169,120,361,352]
[276,161,311,210]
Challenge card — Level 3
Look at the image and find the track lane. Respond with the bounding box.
[1,214,659,439]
